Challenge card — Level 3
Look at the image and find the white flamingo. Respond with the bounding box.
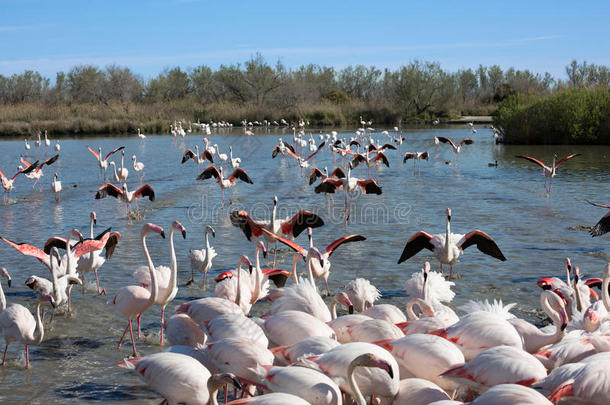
[187,225,216,289]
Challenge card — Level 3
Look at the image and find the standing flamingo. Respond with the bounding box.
[112,223,165,356]
[132,154,145,182]
[398,208,506,277]
[187,225,216,288]
[54,139,60,152]
[1,267,56,368]
[51,172,62,202]
[516,153,580,193]
[87,146,124,179]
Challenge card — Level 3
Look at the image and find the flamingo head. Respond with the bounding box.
[25,276,38,290]
[132,154,136,160]
[142,223,165,239]
[565,257,572,273]
[545,290,568,331]
[573,266,581,283]
[39,291,56,308]
[98,147,102,153]
[446,208,452,221]
[210,373,241,391]
[256,241,267,259]
[0,267,11,288]
[122,150,125,156]
[70,229,84,243]
[536,277,553,290]
[351,354,394,379]
[273,196,278,206]
[307,247,325,268]
[583,306,601,331]
[423,261,431,281]
[91,211,97,225]
[50,247,62,269]
[335,292,354,314]
[205,225,216,238]
[239,255,253,274]
[172,221,187,239]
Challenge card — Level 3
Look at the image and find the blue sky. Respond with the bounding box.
[1,0,608,80]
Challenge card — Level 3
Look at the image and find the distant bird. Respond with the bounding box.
[229,146,241,168]
[24,139,31,154]
[87,146,125,179]
[51,173,62,202]
[54,140,60,152]
[43,130,50,148]
[137,128,146,139]
[434,137,474,154]
[398,208,506,277]
[95,183,155,217]
[403,151,429,173]
[181,145,213,166]
[132,154,145,182]
[587,200,610,237]
[188,225,217,289]
[197,166,253,203]
[515,153,581,193]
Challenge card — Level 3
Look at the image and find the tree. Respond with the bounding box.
[67,65,106,104]
[104,65,142,110]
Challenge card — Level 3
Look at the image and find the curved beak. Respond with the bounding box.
[231,377,242,390]
[348,305,354,314]
[7,278,11,288]
[160,231,166,239]
[181,230,187,239]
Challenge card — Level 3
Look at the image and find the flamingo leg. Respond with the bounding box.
[94,269,106,295]
[129,320,137,357]
[224,384,228,403]
[67,288,72,313]
[273,241,278,268]
[118,323,130,348]
[25,345,29,368]
[325,279,330,296]
[2,344,7,365]
[81,274,86,295]
[160,307,165,345]
[137,314,142,338]
[202,271,207,291]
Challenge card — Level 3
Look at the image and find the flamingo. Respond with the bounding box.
[203,138,216,156]
[270,336,339,366]
[20,154,59,191]
[164,313,207,347]
[314,162,382,228]
[112,223,165,356]
[175,297,243,324]
[197,166,253,204]
[587,200,610,237]
[187,225,216,289]
[308,167,345,186]
[54,139,60,152]
[435,136,474,153]
[132,154,145,182]
[35,132,41,149]
[203,312,268,349]
[548,354,610,404]
[0,160,39,203]
[471,384,553,404]
[118,353,240,405]
[132,220,185,345]
[51,172,62,202]
[403,151,429,173]
[391,378,451,405]
[226,393,309,404]
[515,153,580,193]
[43,130,50,148]
[217,146,228,166]
[440,345,547,393]
[261,227,366,295]
[1,267,56,368]
[398,207,506,277]
[87,146,124,179]
[95,183,155,217]
[213,255,254,315]
[229,146,241,168]
[24,138,31,154]
[137,128,146,139]
[182,145,214,166]
[263,310,336,346]
[342,278,381,312]
[109,150,129,183]
[229,196,324,266]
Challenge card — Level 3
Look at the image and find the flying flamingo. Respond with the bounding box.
[261,227,366,295]
[197,166,253,204]
[187,225,216,288]
[587,200,610,237]
[515,153,580,193]
[398,207,506,277]
[181,145,214,166]
[112,223,165,356]
[95,183,155,218]
[1,267,56,368]
[0,161,39,203]
[229,196,324,266]
[132,220,185,345]
[132,154,145,182]
[308,167,345,186]
[403,151,429,173]
[19,154,59,191]
[314,162,382,228]
[87,146,124,179]
[118,352,240,405]
[434,136,474,153]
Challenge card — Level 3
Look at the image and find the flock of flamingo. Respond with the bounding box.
[1,121,610,405]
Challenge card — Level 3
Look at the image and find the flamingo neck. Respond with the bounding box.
[445,217,451,252]
[29,302,45,345]
[347,362,367,405]
[305,254,316,286]
[89,218,94,238]
[205,230,211,252]
[235,262,242,306]
[121,153,125,171]
[291,255,300,285]
[163,228,178,303]
[541,293,564,340]
[330,298,338,320]
[565,265,571,285]
[573,279,583,313]
[142,233,158,308]
[405,298,434,320]
[0,278,5,311]
[252,248,263,302]
[271,203,277,226]
[602,271,610,312]
[65,232,75,275]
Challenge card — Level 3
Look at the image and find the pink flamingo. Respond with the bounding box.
[174,297,242,324]
[263,310,336,347]
[112,223,165,356]
[163,313,207,347]
[197,166,253,204]
[95,182,155,218]
[19,154,59,191]
[213,255,254,315]
[0,267,56,368]
[203,313,268,348]
[87,145,124,179]
[270,336,339,366]
[516,153,580,193]
[434,136,474,154]
[0,160,39,203]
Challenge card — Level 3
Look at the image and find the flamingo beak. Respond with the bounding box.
[7,278,11,288]
[231,377,242,390]
[373,358,394,379]
[536,278,552,290]
[181,230,186,239]
[348,305,354,314]
[160,231,166,239]
[262,248,267,259]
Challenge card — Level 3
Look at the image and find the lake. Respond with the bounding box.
[0,126,609,403]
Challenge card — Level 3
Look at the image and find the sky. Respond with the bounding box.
[1,0,609,80]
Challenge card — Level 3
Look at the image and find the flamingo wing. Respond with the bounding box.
[515,154,547,168]
[380,143,397,150]
[330,167,345,178]
[281,211,324,238]
[0,236,49,264]
[554,153,581,168]
[134,184,155,201]
[260,228,307,256]
[104,146,125,160]
[349,140,360,147]
[308,168,324,185]
[284,148,300,161]
[202,149,214,163]
[374,152,389,167]
[420,151,429,160]
[459,138,474,146]
[20,157,33,168]
[104,232,121,259]
[435,137,457,149]
[587,200,610,209]
[263,269,291,287]
[591,211,610,237]
[367,144,377,152]
[72,232,109,259]
[12,160,39,179]
[229,210,264,240]
[272,146,281,158]
[95,183,123,199]
[350,154,367,169]
[197,166,220,181]
[356,179,382,194]
[41,154,59,168]
[325,234,366,258]
[43,236,74,254]
[305,141,326,161]
[403,152,416,163]
[398,231,435,264]
[229,168,254,184]
[314,178,343,194]
[87,146,100,160]
[286,144,297,154]
[182,149,195,163]
[457,230,507,261]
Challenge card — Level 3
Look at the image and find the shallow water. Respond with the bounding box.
[0,126,609,403]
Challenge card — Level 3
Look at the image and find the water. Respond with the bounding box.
[0,127,609,403]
